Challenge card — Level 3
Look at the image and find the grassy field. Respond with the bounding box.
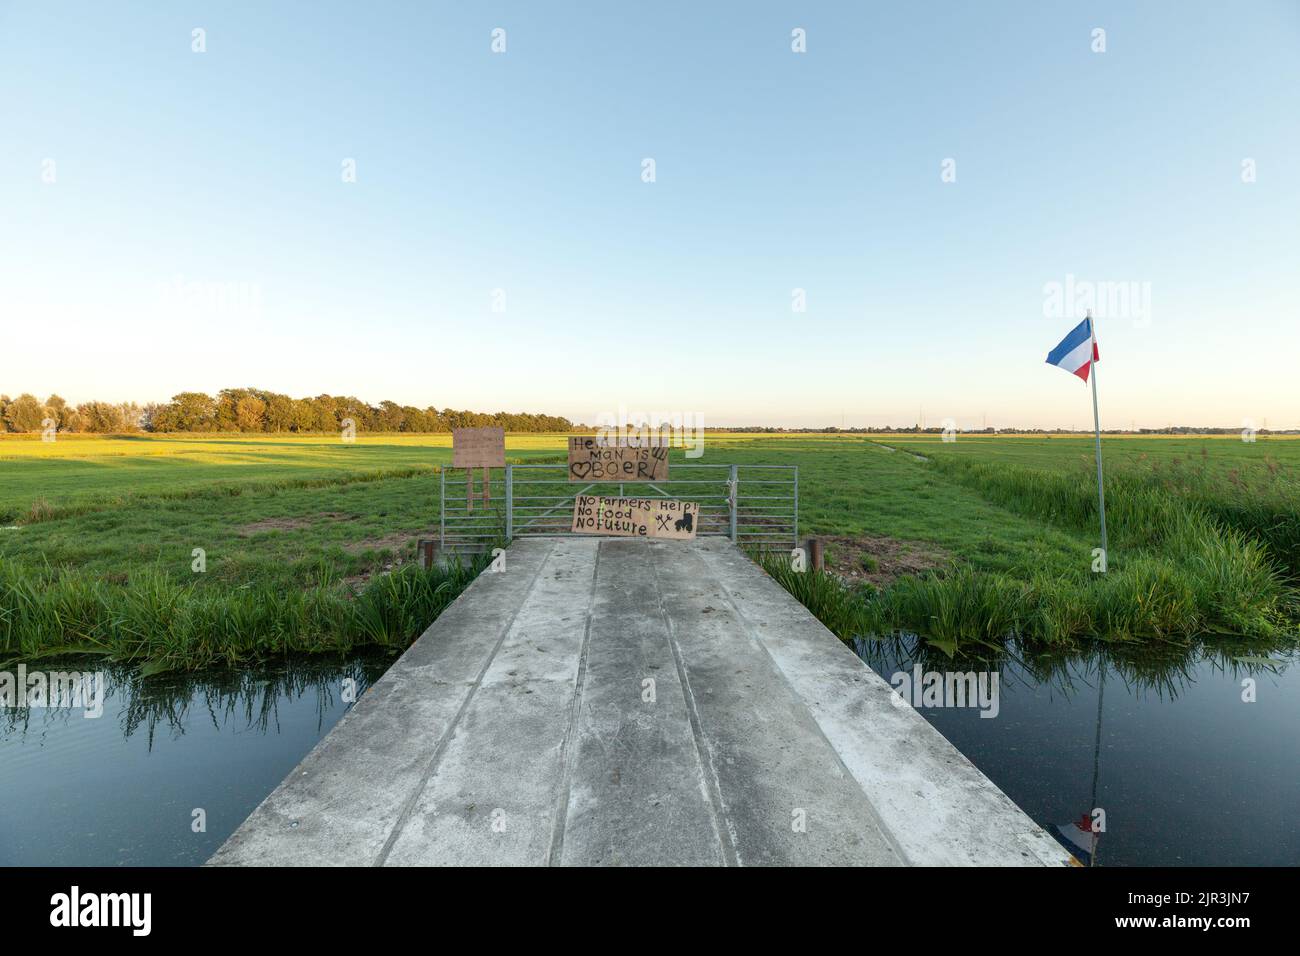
[764,434,1300,651]
[2,432,1297,666]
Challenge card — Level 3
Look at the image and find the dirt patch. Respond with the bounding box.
[817,534,948,586]
[340,561,405,593]
[338,530,441,592]
[237,512,357,536]
[342,530,435,556]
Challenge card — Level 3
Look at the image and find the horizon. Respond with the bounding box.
[3,382,1297,436]
[3,2,1298,430]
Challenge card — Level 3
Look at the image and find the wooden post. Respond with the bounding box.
[452,428,504,513]
[807,537,824,572]
[465,467,491,511]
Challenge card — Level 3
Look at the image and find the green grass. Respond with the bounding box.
[758,434,1299,652]
[0,433,566,524]
[0,551,490,673]
[3,431,1298,665]
[706,435,1093,576]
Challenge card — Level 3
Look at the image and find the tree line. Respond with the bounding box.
[0,389,574,434]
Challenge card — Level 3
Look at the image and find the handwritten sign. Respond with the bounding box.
[646,498,698,540]
[571,495,698,540]
[453,427,505,468]
[567,437,668,482]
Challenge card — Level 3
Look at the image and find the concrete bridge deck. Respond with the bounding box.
[210,537,1072,866]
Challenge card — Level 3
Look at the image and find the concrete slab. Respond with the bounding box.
[210,537,1073,867]
[556,539,723,866]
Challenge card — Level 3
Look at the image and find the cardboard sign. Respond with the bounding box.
[571,495,698,540]
[567,437,668,482]
[453,427,505,468]
[647,498,698,540]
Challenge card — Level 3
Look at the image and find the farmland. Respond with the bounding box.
[2,432,1297,667]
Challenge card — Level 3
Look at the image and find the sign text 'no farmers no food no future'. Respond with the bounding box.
[567,437,668,482]
[571,495,699,540]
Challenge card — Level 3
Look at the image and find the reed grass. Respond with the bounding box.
[0,554,486,673]
[759,454,1299,651]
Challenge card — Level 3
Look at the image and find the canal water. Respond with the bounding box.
[0,654,391,866]
[853,637,1300,866]
[1,640,1296,866]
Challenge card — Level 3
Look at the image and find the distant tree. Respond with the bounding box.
[402,406,434,432]
[140,403,166,432]
[215,388,251,431]
[234,395,267,431]
[9,387,575,434]
[118,402,145,431]
[289,398,317,432]
[309,395,340,431]
[263,392,295,432]
[334,396,372,431]
[3,393,45,432]
[45,394,69,430]
[76,401,125,433]
[153,392,218,431]
[377,400,405,431]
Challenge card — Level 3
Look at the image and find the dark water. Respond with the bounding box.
[853,637,1300,866]
[2,640,1296,866]
[0,655,390,866]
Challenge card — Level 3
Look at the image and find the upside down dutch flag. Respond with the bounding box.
[1046,317,1099,383]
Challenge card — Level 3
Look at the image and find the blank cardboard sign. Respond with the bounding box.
[452,427,505,468]
[567,437,668,482]
[571,495,698,540]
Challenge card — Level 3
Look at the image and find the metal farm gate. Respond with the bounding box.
[439,463,797,554]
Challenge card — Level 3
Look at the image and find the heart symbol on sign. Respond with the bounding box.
[571,461,592,479]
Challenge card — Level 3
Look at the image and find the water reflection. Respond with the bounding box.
[852,634,1300,866]
[3,638,1296,867]
[2,656,388,742]
[0,654,391,866]
[854,633,1296,701]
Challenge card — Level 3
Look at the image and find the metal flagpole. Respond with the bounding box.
[1088,657,1106,866]
[1087,309,1108,566]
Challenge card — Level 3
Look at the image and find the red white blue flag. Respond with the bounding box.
[1054,814,1099,866]
[1046,317,1100,383]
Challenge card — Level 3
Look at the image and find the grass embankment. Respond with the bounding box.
[763,440,1300,653]
[0,555,487,673]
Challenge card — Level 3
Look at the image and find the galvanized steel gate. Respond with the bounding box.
[440,463,797,553]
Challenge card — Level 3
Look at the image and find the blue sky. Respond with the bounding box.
[2,1,1297,429]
